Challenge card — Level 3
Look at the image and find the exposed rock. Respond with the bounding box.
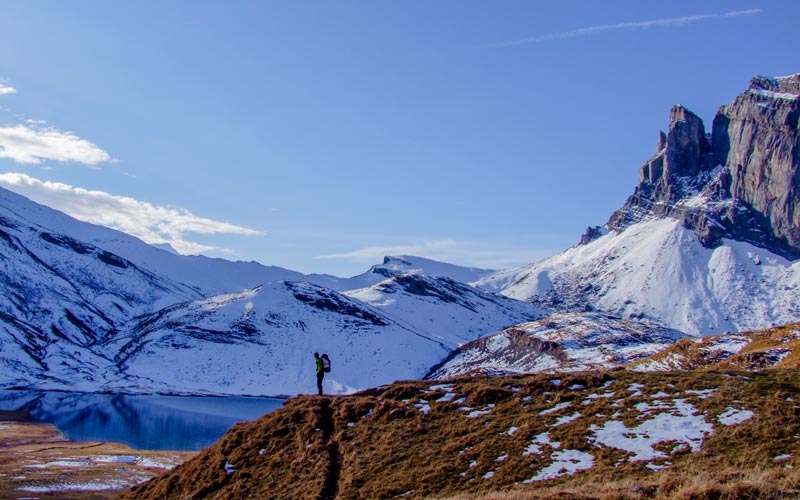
[608,74,800,259]
[579,225,605,245]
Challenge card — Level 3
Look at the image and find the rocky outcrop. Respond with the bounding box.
[607,74,800,259]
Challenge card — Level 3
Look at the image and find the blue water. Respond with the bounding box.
[0,390,284,451]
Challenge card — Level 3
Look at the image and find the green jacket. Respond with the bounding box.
[316,358,324,375]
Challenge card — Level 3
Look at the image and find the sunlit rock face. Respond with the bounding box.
[609,74,800,259]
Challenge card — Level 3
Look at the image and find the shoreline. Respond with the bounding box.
[0,411,195,500]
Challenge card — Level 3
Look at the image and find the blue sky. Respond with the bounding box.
[0,1,796,277]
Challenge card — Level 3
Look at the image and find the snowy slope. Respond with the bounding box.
[477,218,800,335]
[102,282,452,396]
[346,273,545,347]
[0,191,209,390]
[428,312,687,379]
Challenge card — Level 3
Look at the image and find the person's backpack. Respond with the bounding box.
[322,355,331,373]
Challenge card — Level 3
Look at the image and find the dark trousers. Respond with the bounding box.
[316,372,324,395]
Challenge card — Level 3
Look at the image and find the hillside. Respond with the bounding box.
[101,282,453,396]
[0,184,535,396]
[121,368,800,500]
[428,312,687,379]
[630,321,800,372]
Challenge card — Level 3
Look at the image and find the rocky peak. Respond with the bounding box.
[608,73,800,259]
[750,74,800,95]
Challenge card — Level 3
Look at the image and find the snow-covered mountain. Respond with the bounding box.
[346,273,545,346]
[0,186,536,395]
[102,282,453,396]
[477,74,800,336]
[97,274,545,395]
[0,189,206,390]
[427,312,687,379]
[479,218,800,335]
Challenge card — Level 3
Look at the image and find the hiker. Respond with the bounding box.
[314,352,324,395]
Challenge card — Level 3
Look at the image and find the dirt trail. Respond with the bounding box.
[318,398,341,500]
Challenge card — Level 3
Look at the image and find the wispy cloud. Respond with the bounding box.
[316,239,552,270]
[0,172,262,255]
[0,83,16,95]
[0,121,111,165]
[487,9,762,47]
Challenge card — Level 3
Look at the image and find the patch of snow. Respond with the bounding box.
[553,412,581,426]
[26,460,90,468]
[436,393,457,403]
[523,449,594,483]
[507,426,519,436]
[765,348,792,364]
[685,389,716,399]
[224,461,237,475]
[136,457,177,469]
[539,402,571,415]
[749,87,799,101]
[590,399,713,461]
[582,391,616,404]
[701,336,749,355]
[429,384,453,392]
[464,404,495,418]
[482,470,495,479]
[414,401,431,414]
[523,432,560,456]
[627,383,644,397]
[717,407,755,426]
[18,480,132,492]
[775,454,793,461]
[91,455,137,464]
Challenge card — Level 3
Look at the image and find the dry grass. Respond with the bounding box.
[430,467,800,500]
[118,368,800,500]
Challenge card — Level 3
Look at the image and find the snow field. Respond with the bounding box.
[484,218,800,336]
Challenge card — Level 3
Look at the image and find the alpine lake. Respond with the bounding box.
[0,389,285,451]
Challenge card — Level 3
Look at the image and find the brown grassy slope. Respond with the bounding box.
[628,322,800,372]
[119,368,800,500]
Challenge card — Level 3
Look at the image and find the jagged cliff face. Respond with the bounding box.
[608,74,800,259]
